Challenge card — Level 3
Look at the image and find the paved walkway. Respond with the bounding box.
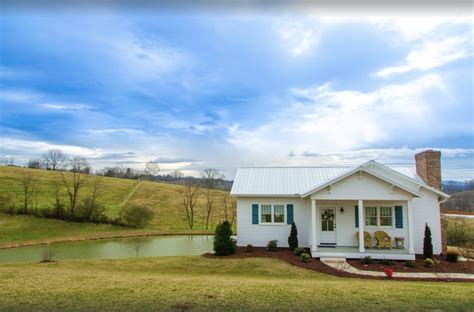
[320,257,474,280]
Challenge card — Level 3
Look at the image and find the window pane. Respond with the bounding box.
[261,205,272,223]
[365,207,378,226]
[327,220,334,231]
[380,207,392,226]
[273,205,284,223]
[322,220,327,231]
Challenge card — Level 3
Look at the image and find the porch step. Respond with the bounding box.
[320,257,352,272]
[319,257,347,262]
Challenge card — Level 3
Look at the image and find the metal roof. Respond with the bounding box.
[230,163,425,197]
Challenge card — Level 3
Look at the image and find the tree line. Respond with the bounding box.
[0,154,153,227]
[1,150,236,230]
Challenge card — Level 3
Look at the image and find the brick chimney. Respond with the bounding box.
[415,150,441,190]
[415,150,446,254]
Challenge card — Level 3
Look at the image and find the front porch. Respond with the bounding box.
[309,198,416,260]
[312,246,414,260]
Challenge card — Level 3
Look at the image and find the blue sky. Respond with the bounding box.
[1,6,473,180]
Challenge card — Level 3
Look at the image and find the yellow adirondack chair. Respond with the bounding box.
[356,231,372,249]
[374,231,392,249]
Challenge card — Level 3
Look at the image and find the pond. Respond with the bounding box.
[0,235,214,263]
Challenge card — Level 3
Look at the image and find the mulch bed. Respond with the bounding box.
[348,255,474,274]
[204,247,473,282]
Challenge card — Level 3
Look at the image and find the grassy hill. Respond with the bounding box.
[0,166,232,246]
[442,190,474,212]
[0,256,472,311]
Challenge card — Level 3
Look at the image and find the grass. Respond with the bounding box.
[446,216,474,246]
[0,166,232,246]
[0,256,472,311]
[0,213,131,246]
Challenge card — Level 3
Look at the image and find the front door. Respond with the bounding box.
[320,208,336,245]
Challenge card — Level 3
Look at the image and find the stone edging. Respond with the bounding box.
[321,258,474,280]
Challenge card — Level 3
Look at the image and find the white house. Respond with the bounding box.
[231,150,449,260]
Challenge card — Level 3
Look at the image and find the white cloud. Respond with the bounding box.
[369,17,471,41]
[0,89,43,103]
[278,21,319,56]
[228,74,447,162]
[42,103,95,111]
[0,137,198,173]
[376,36,472,77]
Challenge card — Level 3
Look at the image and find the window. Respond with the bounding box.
[261,205,272,223]
[365,207,378,226]
[364,205,395,227]
[273,204,285,223]
[260,204,286,224]
[379,207,393,226]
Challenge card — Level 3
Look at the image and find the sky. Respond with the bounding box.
[0,2,473,180]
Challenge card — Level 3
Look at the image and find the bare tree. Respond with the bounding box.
[0,157,14,166]
[41,244,55,262]
[222,195,236,226]
[51,179,65,217]
[202,168,223,189]
[182,179,200,229]
[43,149,66,171]
[145,161,160,177]
[172,170,184,180]
[130,237,146,257]
[62,157,89,217]
[19,173,38,214]
[28,159,43,169]
[202,169,223,230]
[79,178,105,220]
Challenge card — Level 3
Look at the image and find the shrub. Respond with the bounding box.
[287,222,298,251]
[213,221,235,256]
[383,268,394,279]
[361,256,374,264]
[121,205,154,228]
[424,258,435,267]
[446,251,459,262]
[245,244,254,253]
[300,253,311,263]
[293,247,305,256]
[41,244,55,262]
[266,240,278,252]
[423,223,433,259]
[378,259,394,266]
[447,220,473,246]
[405,261,416,268]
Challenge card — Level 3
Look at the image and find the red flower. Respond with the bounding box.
[383,268,394,279]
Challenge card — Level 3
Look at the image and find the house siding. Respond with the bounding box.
[411,189,442,254]
[236,197,310,248]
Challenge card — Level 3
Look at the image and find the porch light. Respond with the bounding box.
[340,207,344,213]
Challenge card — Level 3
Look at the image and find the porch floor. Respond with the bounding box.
[312,246,414,260]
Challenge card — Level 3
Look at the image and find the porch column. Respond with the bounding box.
[358,199,365,252]
[408,200,415,254]
[311,199,317,252]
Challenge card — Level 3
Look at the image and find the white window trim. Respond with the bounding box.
[259,204,286,225]
[364,205,395,229]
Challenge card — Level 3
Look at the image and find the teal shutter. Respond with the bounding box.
[286,204,294,224]
[395,206,403,228]
[355,205,359,228]
[252,204,259,224]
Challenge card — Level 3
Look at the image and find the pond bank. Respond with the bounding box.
[0,235,214,263]
[0,230,213,249]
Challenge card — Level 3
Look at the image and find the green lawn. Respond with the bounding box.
[0,256,472,311]
[0,213,135,246]
[0,167,232,246]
